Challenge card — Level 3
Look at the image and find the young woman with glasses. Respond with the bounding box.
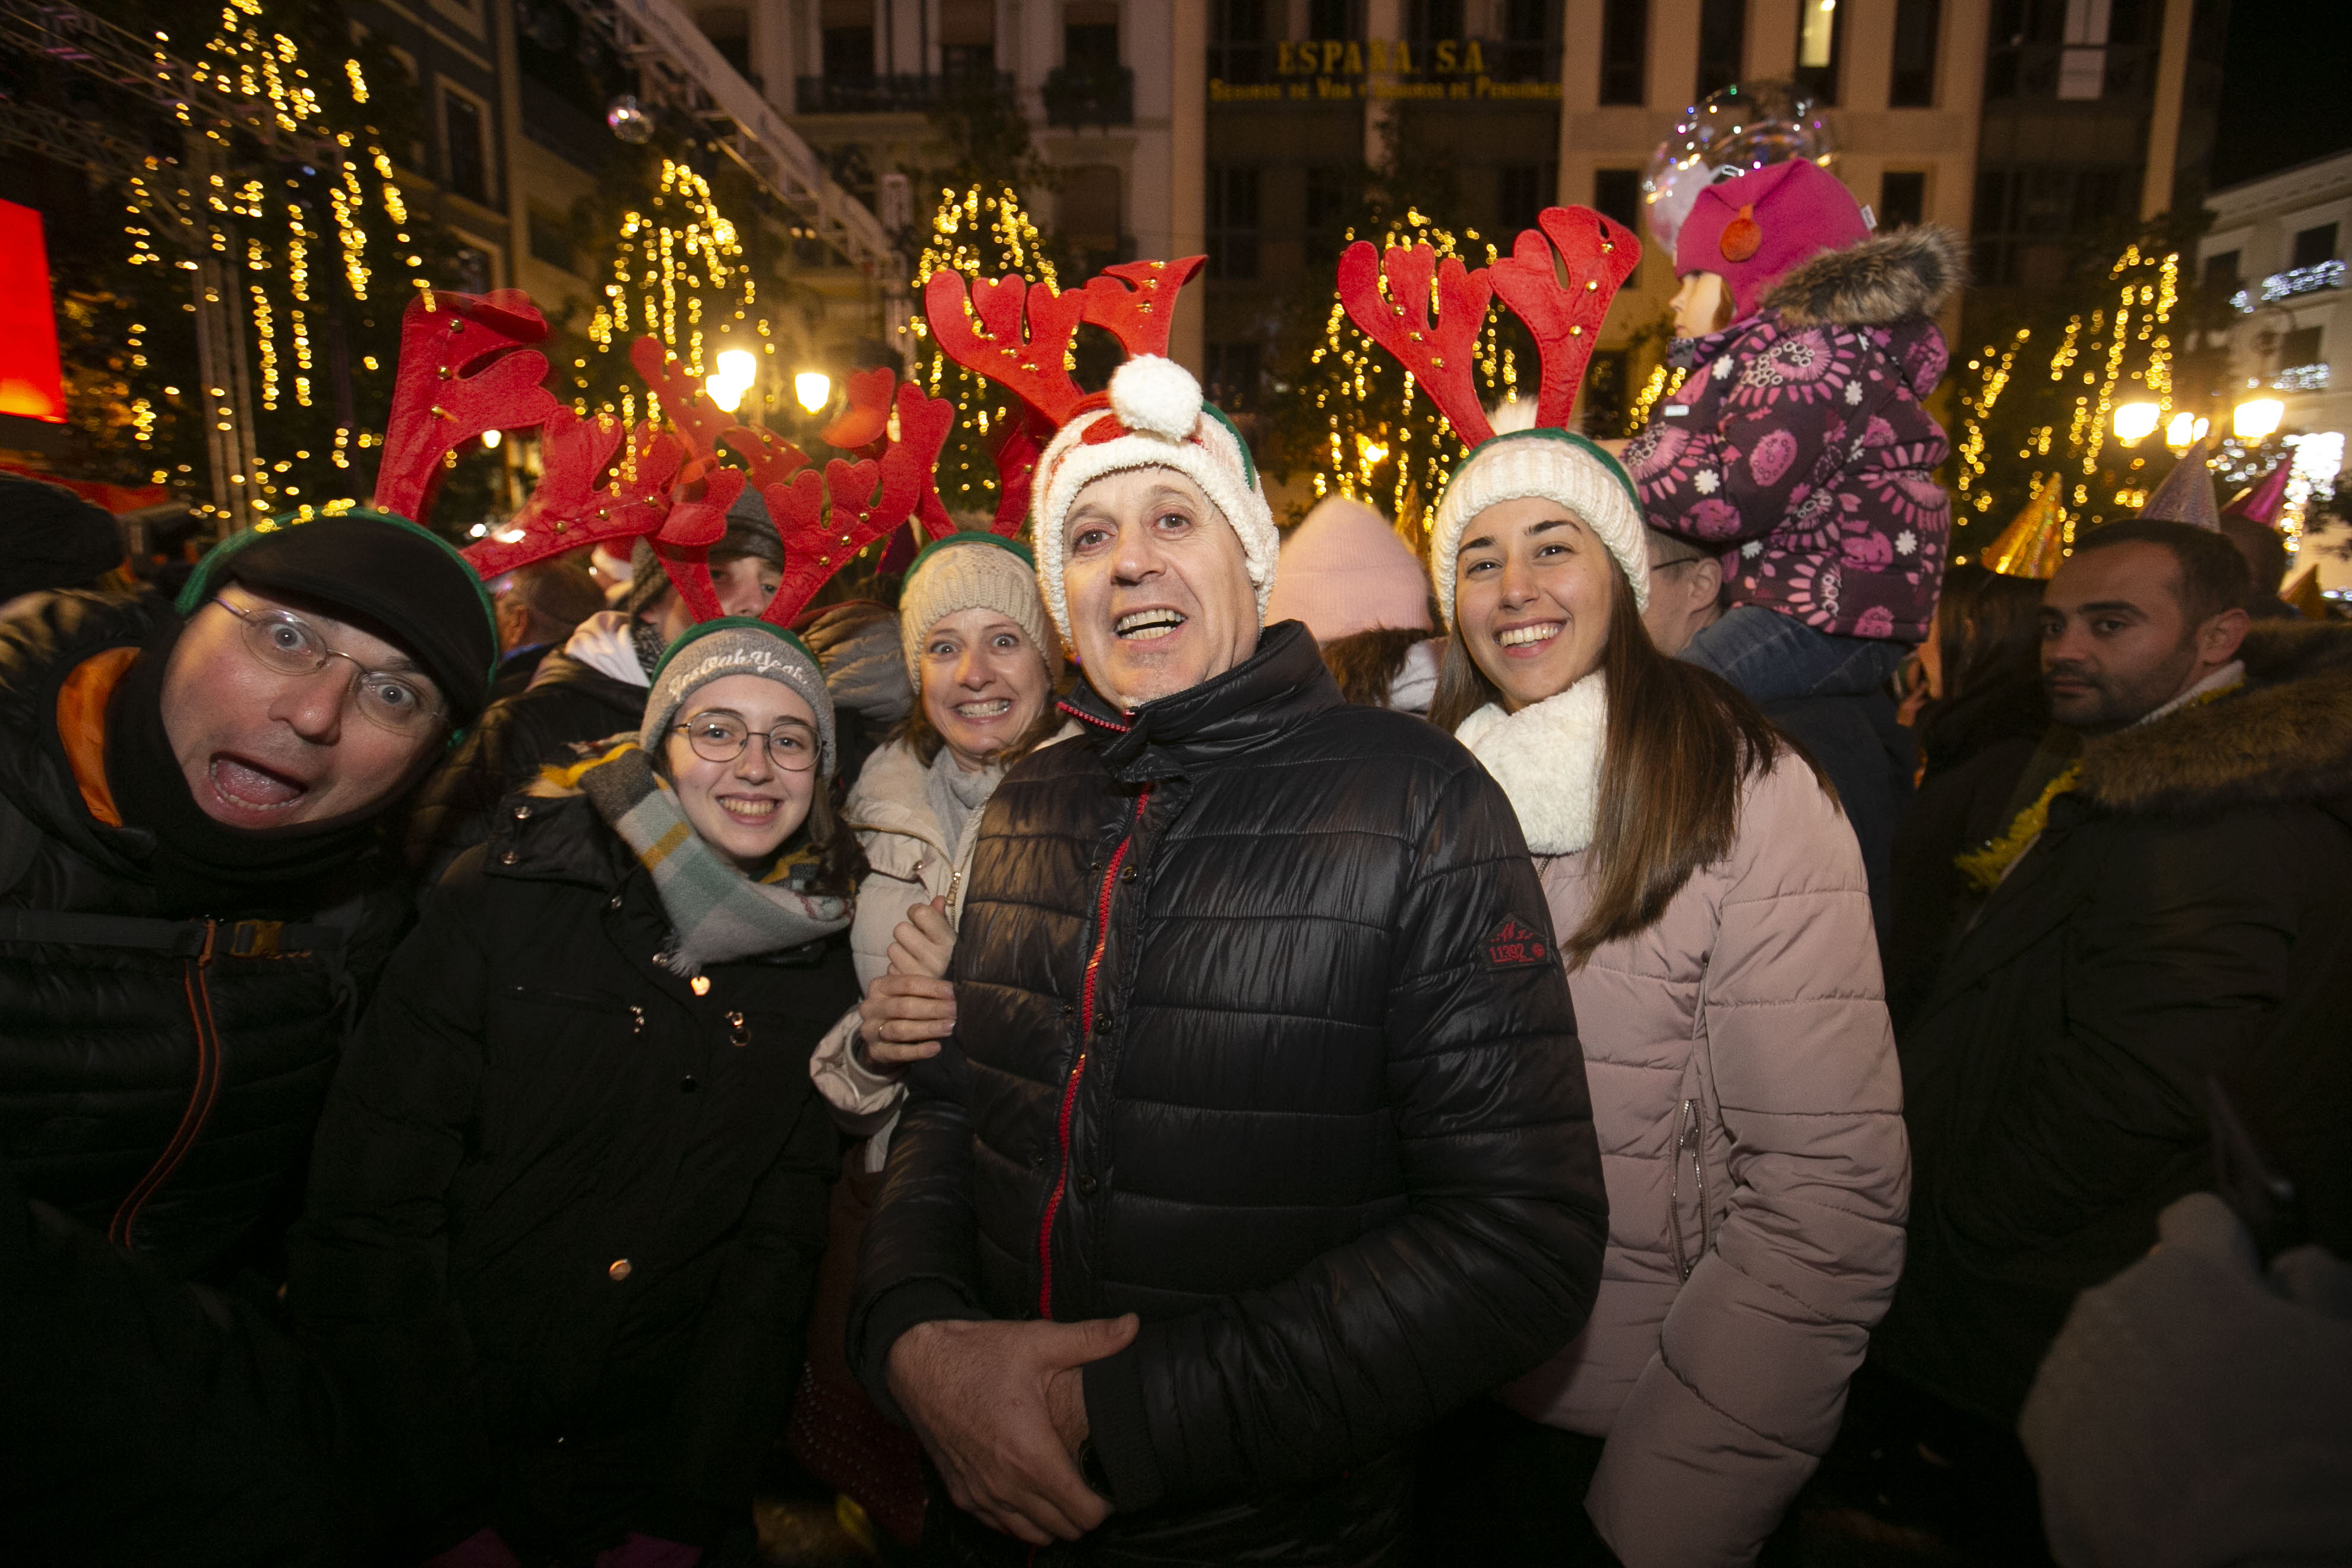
[289,618,864,1568]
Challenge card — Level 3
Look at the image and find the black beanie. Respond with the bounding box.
[0,475,125,601]
[177,511,498,727]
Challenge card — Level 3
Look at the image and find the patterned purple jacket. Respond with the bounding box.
[1626,227,1966,643]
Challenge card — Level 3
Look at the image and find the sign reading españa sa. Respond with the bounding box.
[1210,38,1561,102]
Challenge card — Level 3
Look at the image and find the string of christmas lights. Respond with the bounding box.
[581,159,757,413]
[910,184,1061,519]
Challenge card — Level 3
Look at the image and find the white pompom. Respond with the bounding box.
[1108,355,1203,441]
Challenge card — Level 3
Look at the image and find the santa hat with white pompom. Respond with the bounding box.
[921,259,1277,640]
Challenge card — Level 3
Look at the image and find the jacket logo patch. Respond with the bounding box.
[1482,916,1550,970]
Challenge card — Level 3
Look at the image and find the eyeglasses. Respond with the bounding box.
[213,598,446,736]
[674,712,818,771]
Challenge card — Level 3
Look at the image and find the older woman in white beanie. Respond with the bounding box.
[808,531,1065,1156]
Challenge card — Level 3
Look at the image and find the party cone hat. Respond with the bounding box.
[2282,562,2331,621]
[2139,439,2221,529]
[1984,474,2069,578]
[2222,461,2293,526]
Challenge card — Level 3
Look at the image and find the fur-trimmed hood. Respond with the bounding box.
[2078,619,2352,816]
[1764,225,1967,330]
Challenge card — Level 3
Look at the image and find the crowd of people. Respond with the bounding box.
[1,153,2347,1568]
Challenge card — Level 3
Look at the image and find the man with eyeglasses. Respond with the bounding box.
[0,508,496,1558]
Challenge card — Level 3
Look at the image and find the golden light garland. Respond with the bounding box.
[584,160,755,403]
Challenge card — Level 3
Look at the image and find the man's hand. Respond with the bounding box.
[886,1315,1141,1545]
[887,896,957,981]
[858,973,955,1068]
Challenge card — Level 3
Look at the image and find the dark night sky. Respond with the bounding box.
[2206,0,2352,191]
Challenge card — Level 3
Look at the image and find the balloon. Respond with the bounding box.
[1641,79,1838,256]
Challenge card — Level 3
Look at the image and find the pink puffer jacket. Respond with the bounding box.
[1501,745,1909,1568]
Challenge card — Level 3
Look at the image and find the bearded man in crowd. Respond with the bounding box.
[1882,517,2352,1433]
[850,359,1608,1564]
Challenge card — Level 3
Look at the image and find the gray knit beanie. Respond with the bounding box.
[622,483,786,618]
[640,617,837,776]
[897,532,1058,693]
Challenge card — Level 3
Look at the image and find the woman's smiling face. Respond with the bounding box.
[662,674,819,871]
[919,606,1052,770]
[1454,495,1619,712]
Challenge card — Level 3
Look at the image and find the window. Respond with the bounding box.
[1593,168,1642,232]
[2203,249,2240,295]
[2279,325,2324,372]
[1696,0,1744,99]
[1064,0,1119,69]
[1205,342,1263,412]
[450,244,494,294]
[1795,0,1842,104]
[939,0,995,75]
[1497,165,1554,234]
[700,7,753,83]
[1599,0,1647,105]
[527,207,573,271]
[1406,0,1465,45]
[1585,350,1630,435]
[442,89,489,204]
[1891,0,1940,106]
[1880,170,1926,230]
[1207,165,1261,281]
[2293,223,2340,269]
[821,26,874,77]
[1212,0,1268,82]
[1308,0,1364,42]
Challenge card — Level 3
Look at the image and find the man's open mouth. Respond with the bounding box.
[209,754,309,810]
[954,698,1013,718]
[1115,609,1186,641]
[1497,622,1562,649]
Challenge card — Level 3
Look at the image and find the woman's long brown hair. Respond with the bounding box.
[1430,564,1797,965]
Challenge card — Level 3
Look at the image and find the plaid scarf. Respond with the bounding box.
[576,744,850,977]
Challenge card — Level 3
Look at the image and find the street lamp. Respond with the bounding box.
[2165,412,2209,452]
[2233,397,2285,442]
[2112,402,2161,443]
[705,349,758,413]
[794,371,833,415]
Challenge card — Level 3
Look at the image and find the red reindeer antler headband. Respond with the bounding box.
[1337,206,1639,444]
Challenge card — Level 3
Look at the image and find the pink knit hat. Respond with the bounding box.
[1263,496,1433,641]
[1674,160,1869,323]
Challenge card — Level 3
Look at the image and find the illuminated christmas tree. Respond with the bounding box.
[574,158,761,423]
[909,184,1064,521]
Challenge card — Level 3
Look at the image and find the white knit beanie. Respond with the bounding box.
[896,532,1057,693]
[1428,429,1652,625]
[1029,356,1278,638]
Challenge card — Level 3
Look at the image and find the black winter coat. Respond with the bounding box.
[289,792,853,1560]
[850,622,1608,1566]
[0,591,404,1282]
[406,647,644,876]
[1879,622,2352,1423]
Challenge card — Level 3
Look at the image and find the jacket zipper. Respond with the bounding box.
[1036,782,1151,1319]
[111,922,226,1249]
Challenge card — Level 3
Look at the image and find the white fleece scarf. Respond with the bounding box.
[1454,674,1608,855]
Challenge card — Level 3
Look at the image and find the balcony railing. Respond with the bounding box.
[794,69,1013,114]
[1983,41,2157,102]
[1043,64,1133,127]
[2233,260,2345,311]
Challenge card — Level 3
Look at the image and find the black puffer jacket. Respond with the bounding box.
[1881,621,2352,1424]
[290,792,853,1559]
[405,646,644,876]
[851,622,1607,1565]
[0,591,406,1282]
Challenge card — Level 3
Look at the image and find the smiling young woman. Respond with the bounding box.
[289,617,862,1563]
[1420,426,1910,1567]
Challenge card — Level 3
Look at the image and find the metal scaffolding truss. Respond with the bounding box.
[568,0,903,303]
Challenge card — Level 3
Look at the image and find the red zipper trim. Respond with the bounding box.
[1037,783,1152,1318]
[1056,697,1132,735]
[110,923,227,1249]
